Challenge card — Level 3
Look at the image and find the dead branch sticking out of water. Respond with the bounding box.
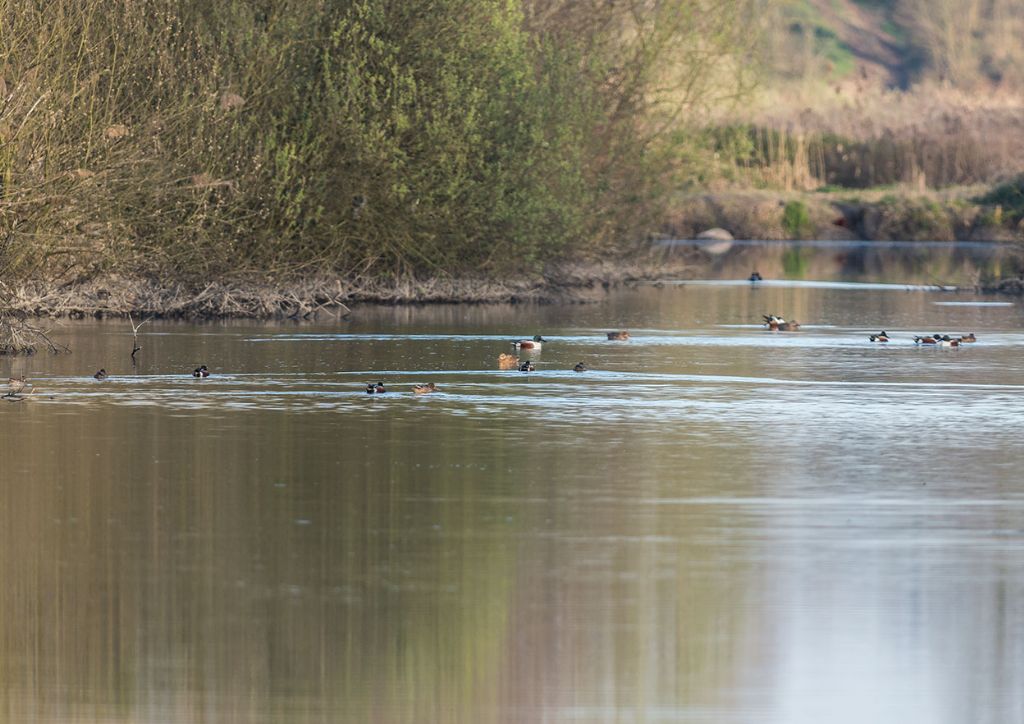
[129,312,149,364]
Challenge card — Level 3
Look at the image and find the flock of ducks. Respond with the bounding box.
[764,314,978,346]
[908,332,976,346]
[3,320,979,401]
[4,363,217,400]
[363,330,630,394]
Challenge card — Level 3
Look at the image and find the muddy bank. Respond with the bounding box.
[0,250,703,320]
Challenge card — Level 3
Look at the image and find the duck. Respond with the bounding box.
[959,332,977,343]
[763,314,785,330]
[749,271,763,282]
[763,314,800,331]
[192,365,210,377]
[913,335,937,345]
[366,381,386,394]
[607,331,630,341]
[573,362,588,372]
[512,335,545,350]
[93,368,108,380]
[498,353,520,369]
[413,382,438,394]
[937,335,960,347]
[6,376,30,397]
[869,331,889,342]
[519,360,535,372]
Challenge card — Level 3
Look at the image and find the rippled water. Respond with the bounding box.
[2,281,1023,723]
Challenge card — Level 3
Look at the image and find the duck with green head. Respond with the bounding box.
[512,335,545,350]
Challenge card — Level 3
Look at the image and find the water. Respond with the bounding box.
[664,237,1024,288]
[2,280,1024,723]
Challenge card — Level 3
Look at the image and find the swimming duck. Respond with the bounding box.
[749,271,763,282]
[763,314,787,330]
[937,335,960,347]
[573,362,588,372]
[959,333,977,343]
[498,353,520,369]
[869,331,889,342]
[513,335,545,350]
[93,368,108,380]
[764,314,800,331]
[519,360,535,372]
[607,331,630,341]
[913,335,937,345]
[366,381,386,394]
[6,376,29,396]
[413,382,438,394]
[192,365,210,377]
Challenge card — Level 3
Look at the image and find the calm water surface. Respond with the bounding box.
[2,281,1023,723]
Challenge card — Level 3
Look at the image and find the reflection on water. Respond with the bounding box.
[664,238,1024,288]
[2,281,1024,723]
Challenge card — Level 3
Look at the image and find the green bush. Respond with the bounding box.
[782,200,812,239]
[3,0,746,283]
[976,176,1024,222]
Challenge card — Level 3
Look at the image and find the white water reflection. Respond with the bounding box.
[654,279,957,291]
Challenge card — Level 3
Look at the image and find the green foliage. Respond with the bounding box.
[2,0,742,283]
[874,196,955,240]
[976,175,1024,222]
[782,200,812,238]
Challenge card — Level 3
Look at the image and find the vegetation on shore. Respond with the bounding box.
[668,185,1024,243]
[0,0,751,288]
[667,0,1024,273]
[3,0,1024,325]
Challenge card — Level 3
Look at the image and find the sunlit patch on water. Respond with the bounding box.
[933,301,1015,307]
[245,333,534,342]
[241,329,1024,351]
[27,369,1024,437]
[648,279,958,291]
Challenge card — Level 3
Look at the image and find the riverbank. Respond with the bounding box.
[6,185,1024,322]
[5,230,1024,324]
[664,188,1024,244]
[0,249,705,320]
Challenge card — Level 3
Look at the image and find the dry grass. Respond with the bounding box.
[699,84,1024,191]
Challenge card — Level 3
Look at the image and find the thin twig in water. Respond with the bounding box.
[129,312,150,364]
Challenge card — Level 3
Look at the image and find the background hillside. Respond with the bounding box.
[686,0,1024,194]
[762,0,1024,92]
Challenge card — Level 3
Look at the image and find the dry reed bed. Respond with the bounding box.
[713,87,1024,190]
